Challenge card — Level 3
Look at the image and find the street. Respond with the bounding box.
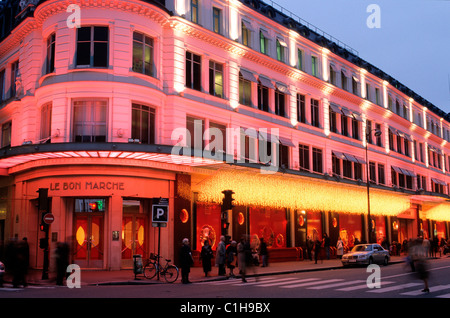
[2,258,450,301]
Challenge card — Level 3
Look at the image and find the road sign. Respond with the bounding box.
[152,205,168,224]
[43,213,54,224]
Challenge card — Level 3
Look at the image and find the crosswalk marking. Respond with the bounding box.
[197,276,450,298]
[258,278,319,287]
[400,284,450,296]
[336,280,395,291]
[307,280,366,290]
[367,283,422,293]
[233,277,295,286]
[280,279,343,289]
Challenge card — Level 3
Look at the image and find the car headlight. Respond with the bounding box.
[358,254,368,259]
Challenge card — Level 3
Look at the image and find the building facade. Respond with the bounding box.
[0,0,449,270]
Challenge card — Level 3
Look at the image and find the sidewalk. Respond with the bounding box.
[6,256,407,287]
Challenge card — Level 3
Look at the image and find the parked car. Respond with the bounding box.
[0,261,4,287]
[341,244,390,267]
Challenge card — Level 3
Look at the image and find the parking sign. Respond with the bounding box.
[152,205,168,224]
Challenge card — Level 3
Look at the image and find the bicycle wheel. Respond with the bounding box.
[163,265,179,283]
[143,262,157,279]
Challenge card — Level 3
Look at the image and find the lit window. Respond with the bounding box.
[132,32,154,77]
[73,100,107,142]
[209,61,223,98]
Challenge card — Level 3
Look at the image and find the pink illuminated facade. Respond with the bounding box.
[0,0,449,270]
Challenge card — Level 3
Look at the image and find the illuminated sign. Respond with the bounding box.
[50,181,125,191]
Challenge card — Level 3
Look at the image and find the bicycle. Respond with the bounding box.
[143,253,179,283]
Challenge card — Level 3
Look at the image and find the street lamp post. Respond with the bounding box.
[365,128,382,243]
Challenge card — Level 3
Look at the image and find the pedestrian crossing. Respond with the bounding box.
[197,276,450,298]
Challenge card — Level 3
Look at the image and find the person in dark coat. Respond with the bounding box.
[314,237,322,264]
[259,238,268,267]
[200,240,213,277]
[225,241,237,277]
[179,238,193,284]
[55,242,70,286]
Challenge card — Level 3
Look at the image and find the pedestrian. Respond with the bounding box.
[314,237,322,264]
[215,235,226,276]
[237,236,248,282]
[200,240,213,277]
[179,238,194,284]
[11,238,29,288]
[422,236,430,258]
[225,240,237,277]
[258,238,268,267]
[336,237,344,259]
[55,241,70,286]
[323,233,330,260]
[306,236,313,261]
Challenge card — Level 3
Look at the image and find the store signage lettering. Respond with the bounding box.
[50,181,125,191]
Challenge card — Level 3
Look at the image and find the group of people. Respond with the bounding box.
[305,233,337,264]
[179,235,269,284]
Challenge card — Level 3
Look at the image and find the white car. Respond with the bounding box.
[342,244,390,266]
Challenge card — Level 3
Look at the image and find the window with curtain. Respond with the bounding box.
[73,100,107,142]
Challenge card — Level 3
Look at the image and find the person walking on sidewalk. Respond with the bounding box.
[179,238,194,284]
[336,237,344,259]
[314,237,322,264]
[306,236,313,261]
[215,236,226,276]
[225,240,237,277]
[200,240,213,277]
[258,238,268,267]
[323,233,331,260]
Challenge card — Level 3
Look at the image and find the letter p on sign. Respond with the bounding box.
[152,205,168,223]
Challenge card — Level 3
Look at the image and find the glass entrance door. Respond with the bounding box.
[121,200,147,267]
[73,199,105,268]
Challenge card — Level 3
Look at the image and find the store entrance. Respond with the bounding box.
[73,198,105,268]
[121,200,148,268]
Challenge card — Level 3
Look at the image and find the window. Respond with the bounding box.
[389,129,395,151]
[332,153,340,176]
[351,117,359,140]
[366,120,373,144]
[297,49,303,71]
[257,80,269,112]
[275,89,286,117]
[311,56,318,77]
[0,69,4,102]
[186,51,201,91]
[341,71,347,91]
[378,164,385,185]
[329,106,337,133]
[76,26,108,68]
[239,72,252,106]
[417,174,426,191]
[209,122,226,155]
[132,104,155,144]
[242,22,251,47]
[1,121,11,148]
[375,88,381,105]
[10,60,18,97]
[375,123,382,147]
[341,113,349,137]
[209,61,223,98]
[260,30,268,55]
[365,83,370,100]
[132,32,154,76]
[186,116,204,150]
[40,103,52,143]
[46,33,56,74]
[369,162,376,183]
[297,94,305,124]
[311,98,320,128]
[212,7,221,34]
[329,66,336,85]
[276,39,286,62]
[73,100,107,142]
[298,144,310,171]
[342,158,352,179]
[191,0,199,24]
[352,77,358,96]
[277,145,289,168]
[312,147,322,173]
[404,138,410,157]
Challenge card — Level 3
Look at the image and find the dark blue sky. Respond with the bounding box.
[269,0,450,115]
